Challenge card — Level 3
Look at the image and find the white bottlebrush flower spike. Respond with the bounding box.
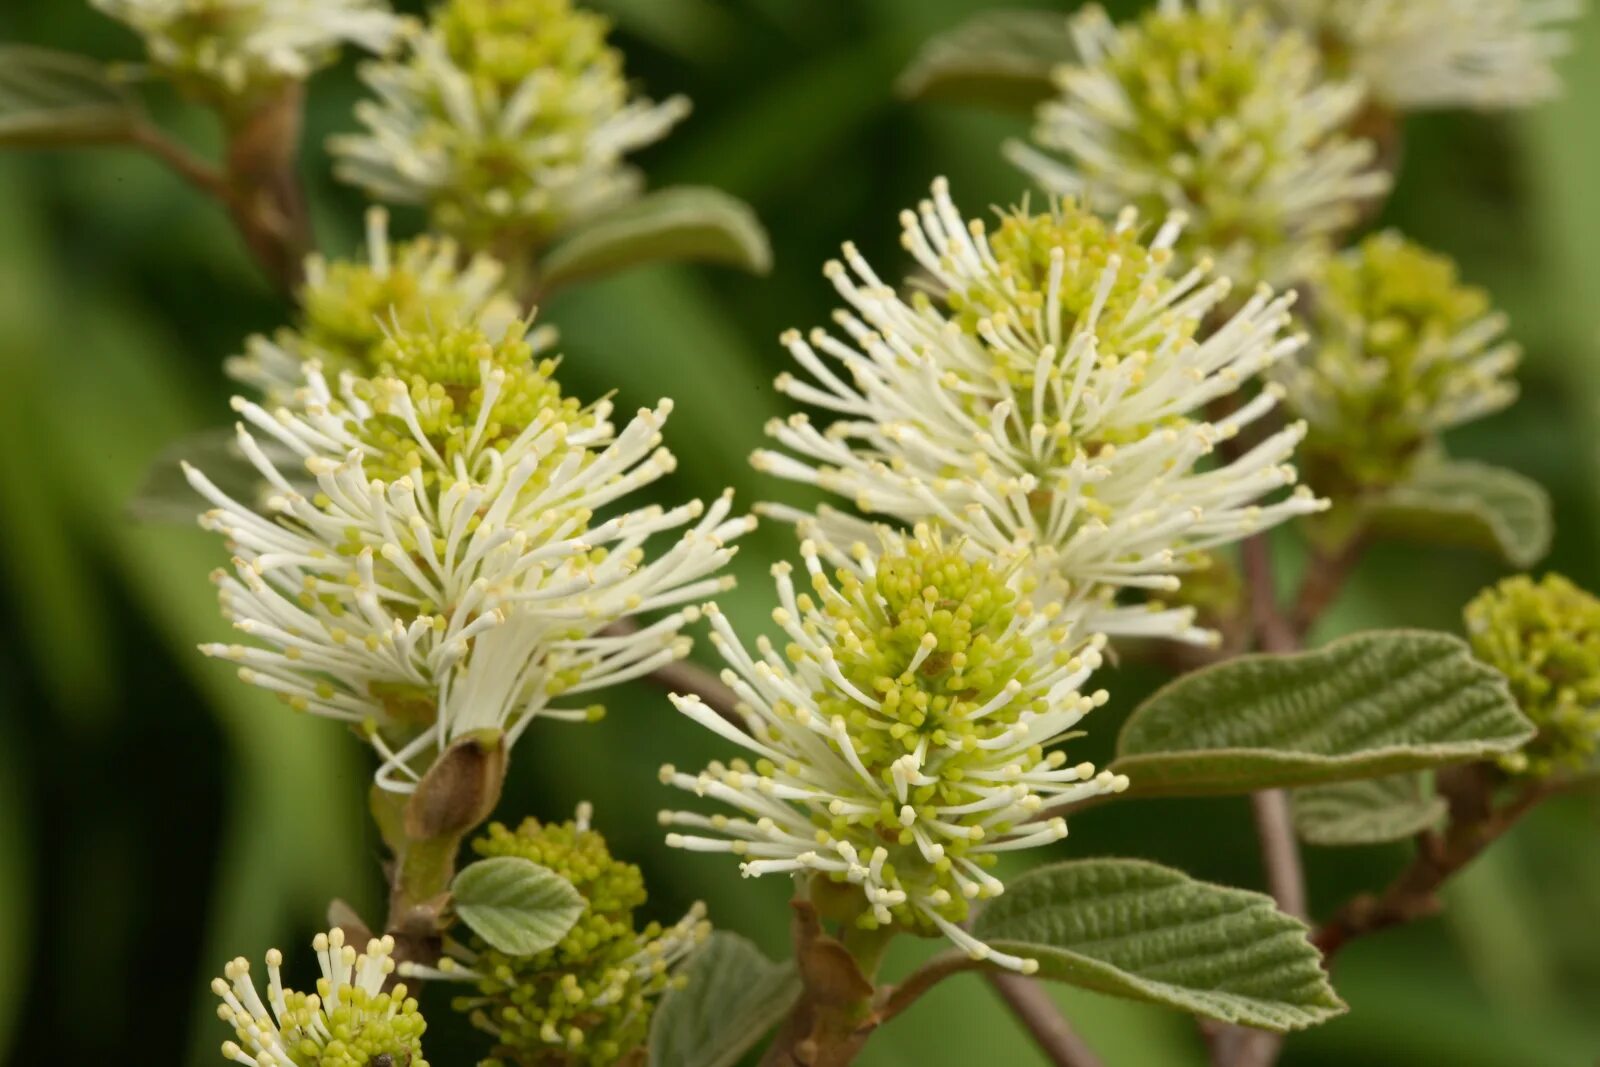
[660,525,1127,972]
[213,929,428,1066]
[94,0,402,99]
[755,179,1324,645]
[1268,0,1580,111]
[1008,0,1389,285]
[187,316,752,790]
[229,207,525,406]
[332,0,690,248]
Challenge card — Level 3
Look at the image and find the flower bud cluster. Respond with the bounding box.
[441,806,709,1066]
[1467,574,1600,778]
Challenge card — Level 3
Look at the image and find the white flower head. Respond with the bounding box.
[187,315,754,791]
[754,179,1325,646]
[1008,0,1390,286]
[94,0,403,101]
[230,207,526,406]
[1269,0,1581,111]
[331,0,690,249]
[213,928,428,1066]
[660,525,1126,971]
[1277,230,1520,490]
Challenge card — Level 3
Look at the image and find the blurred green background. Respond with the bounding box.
[3,1,1600,1064]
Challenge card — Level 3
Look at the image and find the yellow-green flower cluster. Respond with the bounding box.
[661,525,1126,972]
[213,929,428,1067]
[94,0,402,105]
[1009,0,1388,285]
[332,0,689,250]
[1278,231,1519,493]
[230,208,525,405]
[1467,574,1600,777]
[448,808,709,1066]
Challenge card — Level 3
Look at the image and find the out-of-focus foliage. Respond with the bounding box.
[1,1,1599,1065]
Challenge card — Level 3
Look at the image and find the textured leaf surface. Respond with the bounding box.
[973,860,1345,1032]
[541,186,772,289]
[451,857,584,956]
[895,10,1076,110]
[1368,459,1552,568]
[649,933,800,1067]
[1114,631,1534,795]
[0,46,140,147]
[1293,774,1447,846]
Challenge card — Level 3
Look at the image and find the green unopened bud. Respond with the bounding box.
[455,805,709,1066]
[1466,574,1600,778]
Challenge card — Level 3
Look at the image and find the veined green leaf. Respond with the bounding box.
[649,932,800,1067]
[895,10,1076,111]
[451,856,585,956]
[541,186,772,290]
[1293,774,1448,846]
[0,46,141,148]
[1367,459,1552,569]
[1113,631,1534,796]
[972,860,1345,1032]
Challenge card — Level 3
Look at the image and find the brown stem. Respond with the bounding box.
[874,952,984,1025]
[1314,774,1561,960]
[607,618,746,730]
[126,123,229,200]
[221,85,312,291]
[987,974,1107,1067]
[1290,531,1368,637]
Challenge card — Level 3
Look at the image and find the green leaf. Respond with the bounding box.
[1292,774,1448,846]
[451,856,585,956]
[649,932,800,1067]
[541,186,772,290]
[1367,459,1552,569]
[0,46,142,148]
[895,10,1076,111]
[127,425,290,524]
[972,859,1345,1032]
[1113,630,1535,796]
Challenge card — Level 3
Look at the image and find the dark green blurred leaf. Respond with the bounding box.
[649,932,799,1067]
[542,187,772,291]
[973,860,1344,1032]
[0,46,141,148]
[1113,631,1534,795]
[451,856,585,955]
[1367,459,1552,569]
[896,10,1075,111]
[1293,774,1447,847]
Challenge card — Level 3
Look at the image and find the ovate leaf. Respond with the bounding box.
[1367,459,1552,569]
[649,933,800,1067]
[972,860,1345,1032]
[1292,774,1447,846]
[451,856,585,956]
[896,10,1076,110]
[0,46,142,148]
[128,425,301,524]
[541,186,772,290]
[1113,630,1534,795]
